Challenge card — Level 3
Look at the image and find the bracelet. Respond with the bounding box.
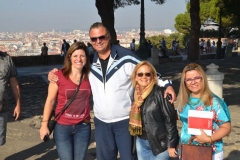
[41,120,49,123]
[209,136,212,144]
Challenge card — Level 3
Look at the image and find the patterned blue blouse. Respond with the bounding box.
[177,94,231,155]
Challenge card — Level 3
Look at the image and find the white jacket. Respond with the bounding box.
[89,44,172,123]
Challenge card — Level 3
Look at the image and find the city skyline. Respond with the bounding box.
[0,0,187,32]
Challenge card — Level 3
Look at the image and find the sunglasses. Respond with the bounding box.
[136,72,151,77]
[90,34,107,42]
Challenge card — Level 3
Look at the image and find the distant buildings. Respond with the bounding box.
[0,28,175,56]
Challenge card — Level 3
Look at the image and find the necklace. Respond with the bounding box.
[71,73,82,84]
[188,94,201,106]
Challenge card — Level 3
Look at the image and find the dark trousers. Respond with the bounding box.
[42,56,48,65]
[94,117,137,160]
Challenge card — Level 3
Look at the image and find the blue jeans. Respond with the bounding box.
[53,122,91,160]
[136,137,169,160]
[94,117,135,160]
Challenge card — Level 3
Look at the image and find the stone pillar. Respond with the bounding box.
[206,63,224,99]
[151,46,159,65]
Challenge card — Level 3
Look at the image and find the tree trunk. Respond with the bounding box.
[95,0,117,44]
[222,27,231,38]
[188,0,201,61]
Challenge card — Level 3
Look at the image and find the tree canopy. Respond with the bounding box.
[175,0,240,38]
[95,0,166,44]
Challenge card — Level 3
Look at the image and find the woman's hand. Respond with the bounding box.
[194,129,210,144]
[168,147,178,157]
[48,68,59,83]
[39,123,50,141]
[164,86,176,103]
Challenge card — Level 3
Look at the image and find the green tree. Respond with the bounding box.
[175,0,240,38]
[95,0,166,44]
[174,13,191,35]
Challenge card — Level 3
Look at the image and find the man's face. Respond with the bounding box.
[89,26,110,54]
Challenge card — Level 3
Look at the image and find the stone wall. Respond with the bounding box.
[12,55,63,66]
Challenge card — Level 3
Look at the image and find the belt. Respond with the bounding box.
[82,119,91,124]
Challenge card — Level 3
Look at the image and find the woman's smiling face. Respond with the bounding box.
[185,70,203,97]
[70,49,87,70]
[135,65,152,89]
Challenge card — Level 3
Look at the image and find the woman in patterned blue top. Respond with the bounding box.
[176,63,231,160]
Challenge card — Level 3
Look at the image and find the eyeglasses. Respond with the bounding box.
[184,76,202,84]
[90,34,107,42]
[136,72,151,77]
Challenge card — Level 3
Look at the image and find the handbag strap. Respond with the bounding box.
[189,136,213,146]
[54,73,84,120]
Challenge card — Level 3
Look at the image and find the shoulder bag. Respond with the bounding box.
[43,74,83,142]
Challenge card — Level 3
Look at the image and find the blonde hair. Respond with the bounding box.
[177,63,212,111]
[131,61,158,87]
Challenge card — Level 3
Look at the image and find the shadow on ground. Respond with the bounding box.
[4,139,58,160]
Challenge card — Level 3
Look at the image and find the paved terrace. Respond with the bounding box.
[0,54,240,160]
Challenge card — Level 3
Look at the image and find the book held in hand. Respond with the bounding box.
[188,110,213,136]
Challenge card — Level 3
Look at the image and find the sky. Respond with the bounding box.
[0,0,187,32]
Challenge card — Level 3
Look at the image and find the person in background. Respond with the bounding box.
[199,39,204,55]
[221,39,227,58]
[74,39,77,43]
[40,42,91,160]
[0,51,21,146]
[129,61,178,160]
[203,39,207,54]
[116,40,120,45]
[211,40,216,53]
[41,42,48,65]
[87,42,94,55]
[206,39,211,53]
[159,46,167,57]
[147,40,153,58]
[130,39,136,51]
[176,40,182,55]
[61,39,70,59]
[171,38,177,56]
[160,37,166,50]
[176,63,231,160]
[48,22,176,160]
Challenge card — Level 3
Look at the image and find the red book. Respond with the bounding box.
[188,110,213,136]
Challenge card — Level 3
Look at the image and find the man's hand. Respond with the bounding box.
[164,86,176,103]
[13,105,20,120]
[48,68,59,83]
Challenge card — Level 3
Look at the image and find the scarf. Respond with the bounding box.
[129,81,155,136]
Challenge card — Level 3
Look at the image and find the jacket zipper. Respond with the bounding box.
[103,53,117,92]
